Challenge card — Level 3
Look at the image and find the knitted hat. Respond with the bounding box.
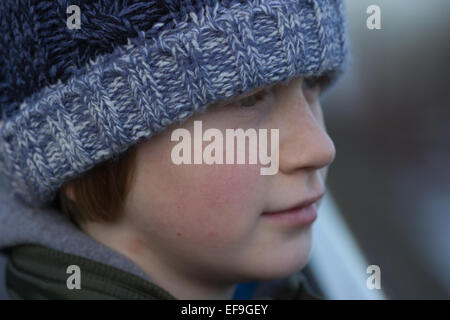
[0,0,349,209]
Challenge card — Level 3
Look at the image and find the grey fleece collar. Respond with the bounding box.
[0,184,151,282]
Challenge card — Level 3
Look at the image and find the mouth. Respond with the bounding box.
[261,192,325,227]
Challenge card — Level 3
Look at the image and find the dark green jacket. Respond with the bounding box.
[5,244,322,300]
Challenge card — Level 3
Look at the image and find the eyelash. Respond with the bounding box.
[234,74,332,108]
[302,74,332,92]
[236,88,270,108]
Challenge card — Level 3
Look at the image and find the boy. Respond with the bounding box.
[0,0,349,299]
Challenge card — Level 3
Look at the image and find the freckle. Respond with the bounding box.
[177,232,182,237]
[208,231,216,238]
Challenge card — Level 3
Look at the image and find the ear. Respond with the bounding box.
[61,183,76,202]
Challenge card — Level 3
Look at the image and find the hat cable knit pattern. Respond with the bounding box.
[0,0,349,208]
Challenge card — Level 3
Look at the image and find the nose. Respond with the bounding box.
[275,80,336,174]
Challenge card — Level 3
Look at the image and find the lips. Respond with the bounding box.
[260,192,324,227]
[261,192,325,216]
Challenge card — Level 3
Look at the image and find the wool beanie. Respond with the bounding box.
[0,0,349,209]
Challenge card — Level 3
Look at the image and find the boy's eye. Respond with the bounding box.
[302,77,322,93]
[236,89,269,108]
[302,74,332,96]
[302,78,319,90]
[301,79,319,103]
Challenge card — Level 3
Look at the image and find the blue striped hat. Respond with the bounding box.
[0,0,349,208]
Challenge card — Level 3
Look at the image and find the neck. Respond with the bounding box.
[80,220,237,300]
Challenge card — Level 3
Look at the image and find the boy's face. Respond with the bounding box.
[120,76,335,287]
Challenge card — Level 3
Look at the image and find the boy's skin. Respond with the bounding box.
[64,76,336,299]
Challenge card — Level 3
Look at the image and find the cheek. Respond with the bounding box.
[174,163,264,244]
[132,158,265,249]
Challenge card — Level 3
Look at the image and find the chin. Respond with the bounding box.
[270,248,311,280]
[246,228,313,281]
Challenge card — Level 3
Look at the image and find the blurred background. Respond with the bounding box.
[321,0,450,299]
[1,0,449,300]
